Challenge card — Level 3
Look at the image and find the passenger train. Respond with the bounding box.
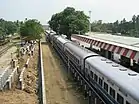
[46,31,139,104]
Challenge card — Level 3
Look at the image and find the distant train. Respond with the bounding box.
[47,32,139,104]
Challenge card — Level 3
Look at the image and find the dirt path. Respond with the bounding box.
[42,43,87,104]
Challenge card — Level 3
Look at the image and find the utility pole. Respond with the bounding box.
[89,11,91,33]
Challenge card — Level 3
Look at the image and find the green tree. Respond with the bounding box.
[91,14,139,37]
[49,7,89,40]
[20,19,44,40]
[0,18,18,36]
[5,21,17,35]
[0,27,6,40]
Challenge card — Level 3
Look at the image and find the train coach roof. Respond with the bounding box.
[53,35,59,38]
[65,43,98,59]
[56,36,70,44]
[86,56,139,102]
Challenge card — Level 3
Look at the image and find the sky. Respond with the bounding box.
[0,0,139,24]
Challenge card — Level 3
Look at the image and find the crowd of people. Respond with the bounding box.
[20,40,36,56]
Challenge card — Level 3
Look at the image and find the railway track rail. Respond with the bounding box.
[0,44,14,58]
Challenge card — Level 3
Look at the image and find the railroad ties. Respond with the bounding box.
[6,66,18,90]
[0,58,31,91]
[0,62,18,90]
[19,58,30,90]
[0,66,12,90]
[0,40,36,91]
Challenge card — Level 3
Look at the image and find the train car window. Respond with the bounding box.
[91,71,94,78]
[117,93,124,104]
[110,87,115,99]
[126,101,130,104]
[104,82,108,92]
[99,78,103,86]
[94,74,98,82]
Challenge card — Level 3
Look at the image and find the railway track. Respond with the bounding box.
[0,44,13,57]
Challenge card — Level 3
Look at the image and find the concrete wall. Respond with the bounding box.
[38,41,46,104]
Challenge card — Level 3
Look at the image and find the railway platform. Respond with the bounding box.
[72,32,139,73]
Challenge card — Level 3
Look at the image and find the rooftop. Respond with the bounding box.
[86,32,139,48]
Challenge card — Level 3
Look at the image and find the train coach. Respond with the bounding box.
[85,56,139,104]
[47,32,139,104]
